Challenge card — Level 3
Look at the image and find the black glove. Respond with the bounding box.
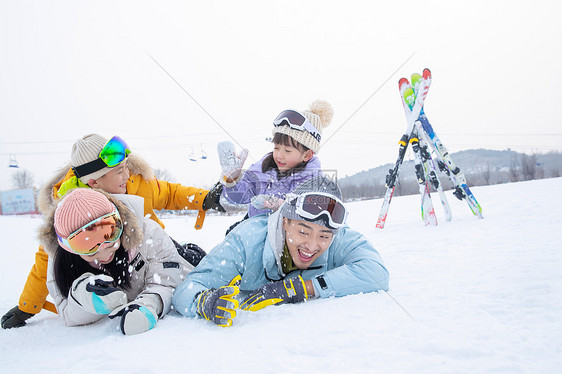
[1,305,35,329]
[241,276,308,312]
[176,242,206,267]
[196,275,240,327]
[202,182,226,212]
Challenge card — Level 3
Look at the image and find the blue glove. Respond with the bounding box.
[69,273,127,315]
[196,275,241,327]
[108,294,163,335]
[241,276,308,312]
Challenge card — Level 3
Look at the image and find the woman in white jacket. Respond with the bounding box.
[39,188,192,335]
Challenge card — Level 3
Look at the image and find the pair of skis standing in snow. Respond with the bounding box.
[376,69,483,229]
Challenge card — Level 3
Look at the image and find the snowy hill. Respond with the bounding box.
[1,178,561,373]
[339,148,562,188]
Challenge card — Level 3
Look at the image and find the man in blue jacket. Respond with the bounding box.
[172,176,390,327]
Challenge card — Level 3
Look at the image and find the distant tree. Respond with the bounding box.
[394,177,404,196]
[509,155,519,182]
[482,163,492,185]
[340,183,358,200]
[373,181,385,198]
[520,154,537,181]
[154,168,175,182]
[12,169,34,189]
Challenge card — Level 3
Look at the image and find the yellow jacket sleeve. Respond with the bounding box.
[16,169,73,315]
[127,175,210,230]
[18,246,57,314]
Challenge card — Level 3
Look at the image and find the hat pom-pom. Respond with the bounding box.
[309,100,333,128]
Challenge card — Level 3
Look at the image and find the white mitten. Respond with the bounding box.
[108,293,163,335]
[217,141,248,186]
[250,194,285,211]
[69,273,128,315]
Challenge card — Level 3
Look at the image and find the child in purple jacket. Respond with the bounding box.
[218,100,333,225]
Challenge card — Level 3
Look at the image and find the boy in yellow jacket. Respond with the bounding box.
[1,134,224,329]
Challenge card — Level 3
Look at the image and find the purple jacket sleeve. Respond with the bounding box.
[223,156,270,205]
[222,155,323,215]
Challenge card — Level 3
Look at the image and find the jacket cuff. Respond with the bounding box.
[220,173,242,187]
[137,293,164,318]
[311,275,335,298]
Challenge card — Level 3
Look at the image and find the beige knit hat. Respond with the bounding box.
[54,188,115,239]
[71,134,112,183]
[281,175,344,231]
[272,100,334,153]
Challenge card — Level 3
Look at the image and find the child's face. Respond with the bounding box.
[79,239,120,265]
[283,218,333,269]
[273,144,312,172]
[88,160,130,194]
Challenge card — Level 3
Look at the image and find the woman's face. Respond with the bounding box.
[79,239,121,265]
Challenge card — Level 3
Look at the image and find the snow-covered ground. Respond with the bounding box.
[1,178,561,373]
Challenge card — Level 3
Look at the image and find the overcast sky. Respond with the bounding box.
[1,0,561,191]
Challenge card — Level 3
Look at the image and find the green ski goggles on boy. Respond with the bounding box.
[72,136,131,178]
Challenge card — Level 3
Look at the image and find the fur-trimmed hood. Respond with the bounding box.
[37,153,154,215]
[38,189,144,258]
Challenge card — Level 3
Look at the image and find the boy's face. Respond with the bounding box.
[87,160,129,194]
[283,218,333,269]
[273,144,313,172]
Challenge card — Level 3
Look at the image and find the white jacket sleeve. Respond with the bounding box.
[46,259,105,327]
[138,219,193,316]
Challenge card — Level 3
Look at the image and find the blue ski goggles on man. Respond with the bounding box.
[288,192,348,229]
[273,110,321,142]
[72,136,131,178]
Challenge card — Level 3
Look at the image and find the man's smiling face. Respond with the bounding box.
[283,218,333,269]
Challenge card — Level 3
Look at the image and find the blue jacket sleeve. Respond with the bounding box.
[311,228,390,298]
[172,233,247,318]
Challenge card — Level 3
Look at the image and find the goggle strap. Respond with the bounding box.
[72,158,107,179]
[290,193,347,229]
[301,121,321,142]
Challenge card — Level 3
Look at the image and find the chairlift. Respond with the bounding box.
[189,147,198,162]
[200,144,207,160]
[8,154,19,168]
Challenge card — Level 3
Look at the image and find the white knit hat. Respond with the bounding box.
[71,134,112,183]
[281,175,343,230]
[272,100,333,153]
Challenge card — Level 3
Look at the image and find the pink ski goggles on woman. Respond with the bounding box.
[56,210,123,255]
